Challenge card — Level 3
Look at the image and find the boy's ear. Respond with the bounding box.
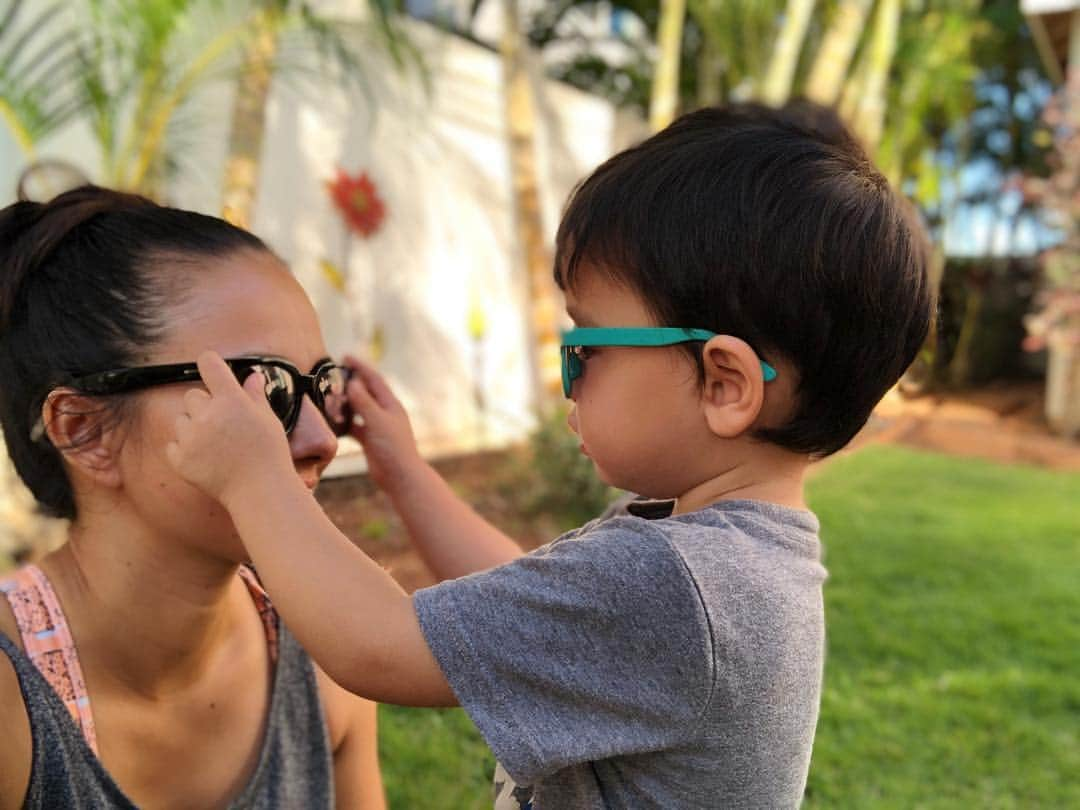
[40,389,124,489]
[699,336,766,438]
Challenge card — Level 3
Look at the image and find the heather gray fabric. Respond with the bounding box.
[414,499,827,810]
[0,622,333,809]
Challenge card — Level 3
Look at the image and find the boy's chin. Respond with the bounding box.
[589,461,613,486]
[591,464,633,494]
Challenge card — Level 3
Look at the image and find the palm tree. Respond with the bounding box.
[499,0,562,402]
[803,0,873,106]
[760,0,817,106]
[844,0,902,151]
[688,0,785,104]
[221,0,416,227]
[221,3,287,228]
[0,0,414,200]
[650,0,687,131]
[0,0,85,159]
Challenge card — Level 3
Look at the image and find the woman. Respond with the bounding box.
[0,187,384,809]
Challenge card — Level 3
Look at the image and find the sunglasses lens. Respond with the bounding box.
[562,347,582,398]
[248,364,297,427]
[317,366,352,436]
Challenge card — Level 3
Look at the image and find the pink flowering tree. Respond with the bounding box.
[1025,76,1080,436]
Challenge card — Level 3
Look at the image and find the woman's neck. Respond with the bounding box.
[38,512,245,699]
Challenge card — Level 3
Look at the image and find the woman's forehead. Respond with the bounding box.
[152,251,328,366]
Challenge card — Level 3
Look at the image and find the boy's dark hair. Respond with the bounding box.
[0,185,268,519]
[555,100,932,457]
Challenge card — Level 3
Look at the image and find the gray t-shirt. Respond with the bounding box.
[413,498,827,809]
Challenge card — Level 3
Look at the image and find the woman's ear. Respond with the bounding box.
[40,389,123,489]
[699,335,766,439]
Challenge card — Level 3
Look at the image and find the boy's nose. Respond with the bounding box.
[566,406,579,434]
[289,395,339,472]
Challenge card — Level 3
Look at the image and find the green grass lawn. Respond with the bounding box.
[378,706,494,808]
[376,445,1080,807]
[804,446,1080,808]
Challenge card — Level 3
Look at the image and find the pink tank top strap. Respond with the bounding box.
[0,564,279,757]
[0,564,99,756]
[238,565,279,664]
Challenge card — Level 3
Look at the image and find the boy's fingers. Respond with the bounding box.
[242,368,268,404]
[343,355,399,410]
[195,351,239,396]
[347,377,375,415]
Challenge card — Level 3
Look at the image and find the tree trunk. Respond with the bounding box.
[803,0,872,106]
[849,0,900,152]
[696,28,724,107]
[501,0,561,405]
[947,277,984,388]
[1046,343,1080,438]
[760,0,816,106]
[649,0,686,131]
[221,11,279,228]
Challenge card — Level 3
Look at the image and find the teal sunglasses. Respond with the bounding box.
[560,327,778,398]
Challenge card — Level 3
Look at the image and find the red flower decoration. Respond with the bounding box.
[326,169,386,238]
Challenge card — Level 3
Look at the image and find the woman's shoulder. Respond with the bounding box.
[0,622,33,810]
[0,583,19,645]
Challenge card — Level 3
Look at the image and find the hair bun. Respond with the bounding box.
[0,186,152,330]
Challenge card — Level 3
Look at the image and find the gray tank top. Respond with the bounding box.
[0,569,333,809]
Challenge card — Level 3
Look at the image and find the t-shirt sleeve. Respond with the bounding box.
[412,518,714,785]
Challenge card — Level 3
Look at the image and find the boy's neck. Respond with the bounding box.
[671,446,810,515]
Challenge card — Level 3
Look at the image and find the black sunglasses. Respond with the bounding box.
[66,356,353,437]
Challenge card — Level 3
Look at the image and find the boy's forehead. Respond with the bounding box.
[562,279,602,324]
[561,287,587,322]
[564,303,595,327]
[562,275,655,327]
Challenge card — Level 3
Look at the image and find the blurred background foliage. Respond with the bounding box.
[0,0,1066,392]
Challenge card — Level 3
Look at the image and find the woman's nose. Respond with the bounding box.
[289,395,339,467]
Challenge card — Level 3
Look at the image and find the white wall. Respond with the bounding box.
[0,17,645,485]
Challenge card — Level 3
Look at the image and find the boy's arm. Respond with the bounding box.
[377,459,524,580]
[232,457,456,706]
[168,353,455,706]
[344,358,523,580]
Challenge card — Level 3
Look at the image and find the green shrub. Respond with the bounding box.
[498,405,619,531]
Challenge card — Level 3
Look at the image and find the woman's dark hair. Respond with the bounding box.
[555,100,933,457]
[0,185,269,518]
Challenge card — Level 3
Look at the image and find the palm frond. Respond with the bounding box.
[0,0,88,150]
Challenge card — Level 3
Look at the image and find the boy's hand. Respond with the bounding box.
[166,351,294,506]
[343,356,424,495]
